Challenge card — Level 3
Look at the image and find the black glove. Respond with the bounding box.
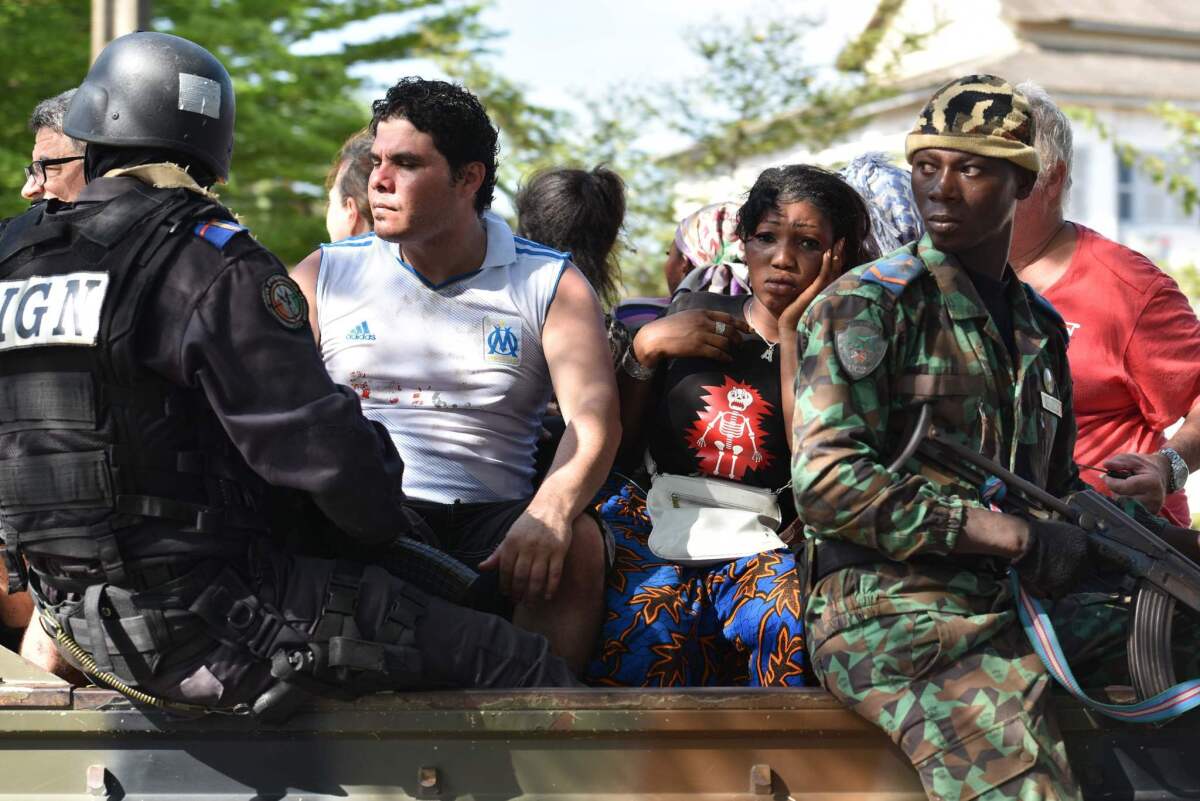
[1012,519,1092,599]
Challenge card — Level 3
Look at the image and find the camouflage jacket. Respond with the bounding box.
[792,234,1080,564]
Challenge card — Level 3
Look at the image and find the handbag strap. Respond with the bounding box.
[1010,571,1200,723]
[644,449,659,478]
[645,449,791,497]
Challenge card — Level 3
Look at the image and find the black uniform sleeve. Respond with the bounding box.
[139,234,411,545]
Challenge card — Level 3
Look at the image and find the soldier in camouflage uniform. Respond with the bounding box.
[793,76,1096,801]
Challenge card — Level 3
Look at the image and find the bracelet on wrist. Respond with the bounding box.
[621,346,656,381]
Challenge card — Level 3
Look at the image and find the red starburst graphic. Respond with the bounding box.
[686,376,774,480]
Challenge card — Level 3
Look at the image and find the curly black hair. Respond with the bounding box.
[370,77,499,214]
[735,164,877,271]
[515,165,626,307]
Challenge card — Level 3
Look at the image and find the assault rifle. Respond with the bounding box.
[894,405,1200,700]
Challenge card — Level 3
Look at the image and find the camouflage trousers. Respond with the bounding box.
[806,561,1079,801]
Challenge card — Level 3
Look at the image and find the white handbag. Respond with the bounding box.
[645,471,787,566]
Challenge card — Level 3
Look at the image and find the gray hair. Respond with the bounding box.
[1016,81,1073,200]
[28,89,84,152]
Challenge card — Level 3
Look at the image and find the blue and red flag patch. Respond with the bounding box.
[192,219,246,249]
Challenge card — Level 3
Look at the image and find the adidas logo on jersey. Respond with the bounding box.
[346,321,376,341]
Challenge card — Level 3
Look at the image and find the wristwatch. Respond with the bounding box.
[1158,447,1189,493]
[621,346,656,382]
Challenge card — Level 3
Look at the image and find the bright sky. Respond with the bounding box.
[472,0,873,116]
[342,0,878,130]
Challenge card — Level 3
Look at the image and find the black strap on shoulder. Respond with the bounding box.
[0,204,68,266]
[100,191,229,386]
[74,184,171,250]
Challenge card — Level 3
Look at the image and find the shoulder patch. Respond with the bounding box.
[1022,283,1065,328]
[860,252,926,297]
[261,274,308,330]
[193,219,247,249]
[835,319,887,380]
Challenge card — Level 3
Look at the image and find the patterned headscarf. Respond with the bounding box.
[674,202,749,295]
[839,152,925,255]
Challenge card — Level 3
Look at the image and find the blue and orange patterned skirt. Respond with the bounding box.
[585,479,812,687]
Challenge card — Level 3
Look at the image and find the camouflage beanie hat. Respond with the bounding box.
[905,74,1040,174]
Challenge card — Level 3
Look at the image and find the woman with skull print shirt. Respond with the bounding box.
[586,166,874,687]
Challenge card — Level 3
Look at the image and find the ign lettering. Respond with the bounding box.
[0,273,109,351]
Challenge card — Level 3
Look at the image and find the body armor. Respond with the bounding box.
[0,183,268,685]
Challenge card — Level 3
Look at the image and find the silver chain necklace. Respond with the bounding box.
[743,297,778,362]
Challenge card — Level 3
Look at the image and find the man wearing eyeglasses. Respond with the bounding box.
[1,88,88,682]
[20,89,86,204]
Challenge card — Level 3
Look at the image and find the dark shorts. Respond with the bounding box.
[406,497,532,617]
[406,497,532,569]
[406,497,612,618]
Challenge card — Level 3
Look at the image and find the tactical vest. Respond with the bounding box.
[0,183,271,679]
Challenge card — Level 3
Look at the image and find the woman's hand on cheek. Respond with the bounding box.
[778,239,842,334]
[632,309,751,367]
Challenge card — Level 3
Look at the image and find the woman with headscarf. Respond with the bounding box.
[837,151,924,256]
[664,202,749,296]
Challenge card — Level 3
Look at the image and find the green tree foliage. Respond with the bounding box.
[158,0,487,264]
[0,0,491,265]
[518,85,678,298]
[0,2,90,213]
[438,58,571,203]
[558,9,920,296]
[0,2,909,299]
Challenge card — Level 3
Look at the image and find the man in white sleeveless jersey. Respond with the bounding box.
[294,78,619,673]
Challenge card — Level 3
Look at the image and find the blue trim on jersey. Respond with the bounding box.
[322,233,376,248]
[515,247,569,262]
[394,255,483,291]
[543,260,570,328]
[513,235,568,259]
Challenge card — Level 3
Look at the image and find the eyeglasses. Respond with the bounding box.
[23,155,84,184]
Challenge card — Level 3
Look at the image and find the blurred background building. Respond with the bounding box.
[675,0,1200,270]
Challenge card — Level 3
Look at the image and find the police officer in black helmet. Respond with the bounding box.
[0,31,577,715]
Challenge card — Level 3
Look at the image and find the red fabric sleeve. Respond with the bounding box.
[1123,275,1200,430]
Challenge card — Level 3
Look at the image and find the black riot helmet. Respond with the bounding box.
[64,32,236,181]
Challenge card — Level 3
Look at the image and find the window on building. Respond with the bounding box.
[1117,155,1135,223]
[1116,151,1200,226]
[1065,146,1088,220]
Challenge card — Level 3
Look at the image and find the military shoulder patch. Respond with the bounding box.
[193,219,247,249]
[261,274,308,330]
[860,252,926,297]
[835,319,887,380]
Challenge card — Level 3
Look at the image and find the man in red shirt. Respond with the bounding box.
[1012,82,1200,526]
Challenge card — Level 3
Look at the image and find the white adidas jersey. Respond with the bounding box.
[316,212,566,503]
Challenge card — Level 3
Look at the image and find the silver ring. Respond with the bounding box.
[714,321,727,335]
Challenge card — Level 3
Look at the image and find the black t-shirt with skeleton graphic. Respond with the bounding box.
[647,291,795,521]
